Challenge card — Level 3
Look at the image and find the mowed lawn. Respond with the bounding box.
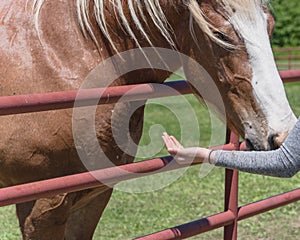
[0,82,299,239]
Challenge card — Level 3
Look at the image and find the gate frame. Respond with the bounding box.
[0,70,299,240]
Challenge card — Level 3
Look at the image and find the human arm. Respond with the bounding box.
[162,118,300,178]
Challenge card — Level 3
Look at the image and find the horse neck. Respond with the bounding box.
[34,0,190,89]
[84,1,191,85]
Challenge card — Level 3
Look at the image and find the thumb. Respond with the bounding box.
[167,148,178,155]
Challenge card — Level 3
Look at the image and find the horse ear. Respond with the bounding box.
[267,13,275,38]
[263,6,275,39]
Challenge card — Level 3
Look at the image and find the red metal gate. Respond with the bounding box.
[0,70,299,239]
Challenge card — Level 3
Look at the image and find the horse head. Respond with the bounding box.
[180,0,297,150]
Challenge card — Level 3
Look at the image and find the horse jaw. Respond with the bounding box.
[230,7,297,149]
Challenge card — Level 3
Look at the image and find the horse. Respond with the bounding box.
[0,0,297,239]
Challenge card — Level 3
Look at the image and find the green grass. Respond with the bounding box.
[0,83,299,239]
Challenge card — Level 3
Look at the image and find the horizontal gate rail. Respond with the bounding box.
[0,81,191,116]
[0,70,298,116]
[274,47,300,70]
[0,140,239,207]
[238,188,300,220]
[135,188,300,240]
[0,156,175,207]
[280,69,300,82]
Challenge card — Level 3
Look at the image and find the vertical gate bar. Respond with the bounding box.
[224,169,239,240]
[224,131,239,240]
[288,49,292,70]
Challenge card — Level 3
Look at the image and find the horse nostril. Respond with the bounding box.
[245,138,254,150]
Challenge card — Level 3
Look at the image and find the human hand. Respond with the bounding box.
[162,132,211,164]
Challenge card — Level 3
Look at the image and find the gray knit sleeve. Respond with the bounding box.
[214,117,300,178]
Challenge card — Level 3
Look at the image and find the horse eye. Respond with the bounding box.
[213,31,230,42]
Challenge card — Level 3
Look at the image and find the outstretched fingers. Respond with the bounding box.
[162,132,172,149]
[162,133,184,157]
[169,135,183,149]
[162,133,181,149]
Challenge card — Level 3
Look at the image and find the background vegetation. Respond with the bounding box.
[271,0,300,47]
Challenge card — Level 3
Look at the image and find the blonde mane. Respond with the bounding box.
[30,0,270,52]
[188,0,270,49]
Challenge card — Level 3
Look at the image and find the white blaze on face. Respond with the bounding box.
[230,6,297,135]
